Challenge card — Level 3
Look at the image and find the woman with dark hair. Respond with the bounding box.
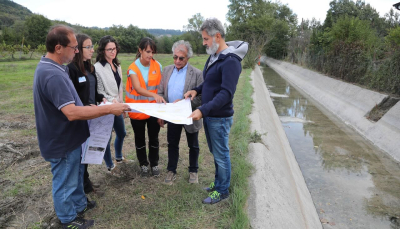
[126,37,165,177]
[94,35,127,174]
[68,33,105,195]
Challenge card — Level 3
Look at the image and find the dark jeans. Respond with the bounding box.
[167,122,199,174]
[130,117,160,167]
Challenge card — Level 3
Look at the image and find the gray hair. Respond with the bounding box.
[171,40,193,58]
[200,17,225,39]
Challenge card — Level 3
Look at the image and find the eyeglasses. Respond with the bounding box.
[173,55,186,61]
[83,45,94,50]
[65,45,79,51]
[105,48,117,53]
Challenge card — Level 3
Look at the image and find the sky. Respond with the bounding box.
[12,0,398,30]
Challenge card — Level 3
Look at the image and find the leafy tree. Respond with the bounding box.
[25,14,51,48]
[35,44,47,56]
[265,3,297,59]
[156,35,178,54]
[183,13,204,32]
[227,0,277,67]
[384,8,400,29]
[324,0,386,36]
[181,13,204,54]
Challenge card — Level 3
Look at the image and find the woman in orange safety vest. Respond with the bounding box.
[126,37,166,177]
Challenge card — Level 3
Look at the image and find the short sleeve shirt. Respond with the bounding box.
[33,57,90,159]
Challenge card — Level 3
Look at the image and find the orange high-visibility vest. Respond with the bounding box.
[125,59,162,120]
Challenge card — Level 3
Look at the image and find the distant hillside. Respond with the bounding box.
[0,0,32,27]
[146,29,183,37]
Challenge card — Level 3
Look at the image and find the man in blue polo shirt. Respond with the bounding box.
[33,25,129,228]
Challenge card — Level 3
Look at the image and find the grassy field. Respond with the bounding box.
[0,53,253,228]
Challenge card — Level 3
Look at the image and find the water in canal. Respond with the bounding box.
[261,64,400,229]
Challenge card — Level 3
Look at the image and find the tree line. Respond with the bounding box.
[1,0,399,96]
[0,12,206,59]
[225,0,400,96]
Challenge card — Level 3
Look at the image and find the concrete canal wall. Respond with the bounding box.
[247,66,322,229]
[264,57,400,163]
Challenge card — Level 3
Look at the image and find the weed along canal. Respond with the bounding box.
[261,64,400,229]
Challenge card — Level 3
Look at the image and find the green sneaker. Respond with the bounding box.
[202,190,229,204]
[203,182,215,192]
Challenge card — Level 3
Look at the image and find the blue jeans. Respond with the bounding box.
[104,114,126,168]
[45,146,87,224]
[203,116,233,195]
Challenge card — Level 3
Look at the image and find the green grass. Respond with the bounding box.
[0,53,254,228]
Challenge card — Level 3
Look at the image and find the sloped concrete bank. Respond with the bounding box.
[264,57,400,162]
[247,66,322,229]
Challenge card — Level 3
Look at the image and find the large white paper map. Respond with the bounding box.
[127,98,193,125]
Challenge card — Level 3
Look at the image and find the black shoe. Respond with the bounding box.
[62,217,94,229]
[140,165,149,177]
[77,199,96,218]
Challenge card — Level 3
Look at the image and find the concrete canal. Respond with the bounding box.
[261,64,400,229]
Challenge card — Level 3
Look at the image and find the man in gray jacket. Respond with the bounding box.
[157,40,203,185]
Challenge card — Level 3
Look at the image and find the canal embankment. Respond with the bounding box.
[264,57,400,163]
[247,65,322,229]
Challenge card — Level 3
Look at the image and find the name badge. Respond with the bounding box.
[78,76,86,83]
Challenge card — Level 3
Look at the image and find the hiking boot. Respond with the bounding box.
[140,165,149,177]
[203,182,215,192]
[151,166,160,177]
[202,190,229,205]
[62,217,94,229]
[189,172,198,184]
[77,199,96,218]
[164,171,176,185]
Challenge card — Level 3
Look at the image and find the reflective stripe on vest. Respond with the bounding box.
[125,59,161,120]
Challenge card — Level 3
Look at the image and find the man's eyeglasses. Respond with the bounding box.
[173,55,186,61]
[66,45,79,51]
[83,45,94,50]
[105,48,117,53]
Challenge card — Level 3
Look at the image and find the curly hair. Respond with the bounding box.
[200,18,225,39]
[171,40,193,58]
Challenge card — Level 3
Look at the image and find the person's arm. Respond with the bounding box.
[95,63,114,102]
[183,90,197,100]
[61,103,130,121]
[118,65,124,103]
[191,69,204,110]
[198,58,241,117]
[157,69,166,98]
[93,67,105,104]
[129,73,166,103]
